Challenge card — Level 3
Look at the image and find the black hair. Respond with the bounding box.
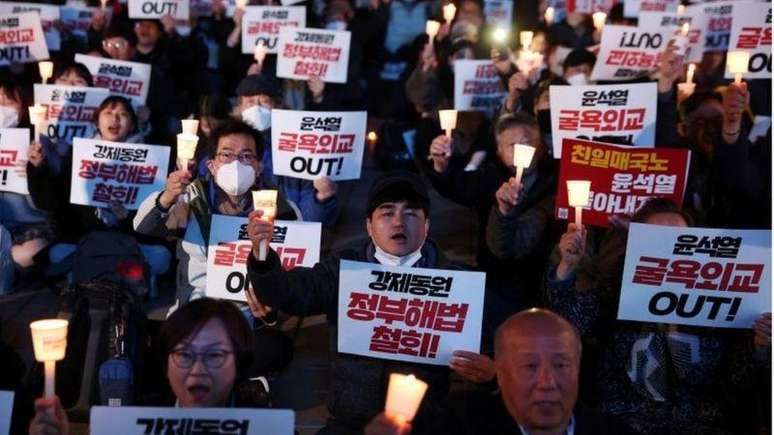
[103,22,138,47]
[208,118,265,160]
[494,112,540,136]
[563,48,596,71]
[53,62,94,87]
[367,185,430,219]
[631,198,693,226]
[94,96,138,136]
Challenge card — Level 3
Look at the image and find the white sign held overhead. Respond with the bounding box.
[241,6,306,54]
[0,12,50,65]
[276,27,351,84]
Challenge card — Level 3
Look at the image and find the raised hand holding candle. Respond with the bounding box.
[443,3,456,23]
[512,144,535,186]
[28,105,46,141]
[30,319,69,398]
[566,180,591,227]
[726,51,750,85]
[592,12,606,31]
[519,31,533,51]
[439,110,457,157]
[385,374,428,423]
[254,42,268,64]
[544,6,555,24]
[253,190,277,260]
[39,61,53,84]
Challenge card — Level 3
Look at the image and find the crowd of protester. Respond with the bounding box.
[0,0,771,434]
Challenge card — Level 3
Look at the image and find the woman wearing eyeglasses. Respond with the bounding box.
[29,298,260,435]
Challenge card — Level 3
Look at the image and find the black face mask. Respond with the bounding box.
[537,109,552,134]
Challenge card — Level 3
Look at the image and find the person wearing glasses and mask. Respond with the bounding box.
[29,298,267,435]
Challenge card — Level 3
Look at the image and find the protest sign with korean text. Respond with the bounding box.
[453,60,507,116]
[338,260,485,366]
[90,406,294,435]
[0,128,29,195]
[271,109,366,181]
[70,138,169,210]
[128,0,189,20]
[241,6,305,54]
[639,10,706,63]
[33,84,110,145]
[75,54,151,106]
[205,214,321,302]
[0,391,13,435]
[549,82,657,158]
[565,0,612,14]
[555,138,690,227]
[276,27,351,83]
[0,3,60,51]
[623,0,678,19]
[60,6,98,44]
[0,12,49,66]
[483,0,513,30]
[591,25,671,81]
[618,223,771,329]
[725,2,771,80]
[696,0,735,53]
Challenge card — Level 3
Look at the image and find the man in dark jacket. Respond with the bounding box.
[245,172,478,435]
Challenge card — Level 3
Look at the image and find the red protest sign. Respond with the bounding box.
[555,138,691,227]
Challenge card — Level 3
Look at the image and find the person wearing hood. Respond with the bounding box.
[235,74,339,226]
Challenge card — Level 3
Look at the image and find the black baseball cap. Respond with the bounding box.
[236,74,282,99]
[366,172,430,217]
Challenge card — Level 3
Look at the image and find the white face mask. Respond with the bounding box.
[176,25,192,37]
[215,160,256,197]
[241,105,272,131]
[0,105,19,128]
[566,73,589,86]
[325,20,347,31]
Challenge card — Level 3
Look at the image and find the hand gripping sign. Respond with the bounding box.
[271,109,366,181]
[0,12,50,66]
[241,6,306,54]
[555,138,691,228]
[338,260,486,366]
[549,82,658,158]
[70,138,170,210]
[0,128,30,195]
[276,27,351,84]
[618,223,771,329]
[205,214,321,302]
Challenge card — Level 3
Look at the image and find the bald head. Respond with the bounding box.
[495,308,581,360]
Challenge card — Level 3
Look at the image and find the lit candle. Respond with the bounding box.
[493,27,507,44]
[176,133,198,171]
[254,42,267,64]
[512,144,535,186]
[676,4,685,16]
[672,23,690,55]
[426,20,441,43]
[235,0,248,9]
[677,63,696,97]
[367,131,378,145]
[38,61,53,84]
[726,51,750,85]
[28,105,47,141]
[566,180,591,227]
[181,119,199,135]
[439,109,457,157]
[680,22,690,37]
[686,63,695,84]
[253,190,278,260]
[544,6,555,24]
[100,0,108,10]
[520,31,533,51]
[592,11,606,31]
[30,319,69,398]
[443,3,456,23]
[385,374,428,423]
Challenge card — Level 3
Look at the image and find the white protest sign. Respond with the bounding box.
[0,391,13,435]
[70,138,169,210]
[60,6,98,43]
[0,128,29,195]
[483,0,514,30]
[33,84,110,145]
[453,60,507,116]
[549,82,657,158]
[591,25,671,81]
[0,3,60,51]
[623,0,678,19]
[638,11,705,62]
[271,109,366,181]
[241,6,305,54]
[724,2,771,80]
[566,0,613,14]
[205,214,321,302]
[276,27,351,84]
[90,406,294,435]
[128,0,190,20]
[338,260,486,366]
[280,0,306,5]
[0,12,50,65]
[618,223,771,329]
[696,0,735,53]
[75,54,152,106]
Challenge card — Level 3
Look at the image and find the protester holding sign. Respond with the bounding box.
[246,172,493,434]
[545,198,770,434]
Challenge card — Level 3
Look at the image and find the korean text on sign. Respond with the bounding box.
[70,138,170,210]
[591,25,671,81]
[549,82,657,158]
[271,109,366,181]
[724,3,771,80]
[338,260,485,366]
[555,138,691,228]
[0,3,60,51]
[0,128,30,195]
[75,54,152,106]
[128,0,190,20]
[618,223,771,329]
[241,6,306,54]
[0,12,49,66]
[453,60,507,116]
[276,27,351,84]
[33,84,110,145]
[206,214,321,302]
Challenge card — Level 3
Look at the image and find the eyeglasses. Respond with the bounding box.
[102,40,128,50]
[216,151,258,164]
[170,349,233,369]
